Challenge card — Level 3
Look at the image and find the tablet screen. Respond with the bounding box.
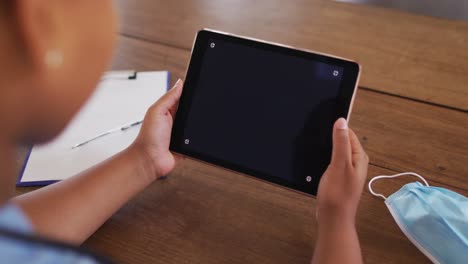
[171,30,360,195]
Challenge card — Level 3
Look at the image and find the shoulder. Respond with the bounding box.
[0,203,33,233]
[0,204,110,264]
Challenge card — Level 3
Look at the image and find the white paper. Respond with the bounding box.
[20,71,169,184]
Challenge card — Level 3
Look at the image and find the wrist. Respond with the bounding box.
[125,144,158,183]
[317,207,356,228]
[317,215,356,235]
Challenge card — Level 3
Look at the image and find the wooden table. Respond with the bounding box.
[18,0,468,263]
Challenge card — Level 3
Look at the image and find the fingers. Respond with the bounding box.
[331,118,352,167]
[153,79,184,116]
[167,79,183,118]
[349,129,369,172]
[349,129,365,158]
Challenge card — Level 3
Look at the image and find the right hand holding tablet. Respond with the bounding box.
[316,118,369,226]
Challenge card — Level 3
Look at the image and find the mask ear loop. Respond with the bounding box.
[368,172,429,200]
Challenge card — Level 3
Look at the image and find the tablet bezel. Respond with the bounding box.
[170,29,361,196]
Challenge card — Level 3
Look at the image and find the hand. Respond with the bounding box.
[316,118,369,226]
[130,79,184,179]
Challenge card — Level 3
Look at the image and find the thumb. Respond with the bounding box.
[330,118,351,167]
[154,79,183,115]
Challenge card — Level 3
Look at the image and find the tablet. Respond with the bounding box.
[170,29,360,195]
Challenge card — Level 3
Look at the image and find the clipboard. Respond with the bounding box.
[17,71,171,187]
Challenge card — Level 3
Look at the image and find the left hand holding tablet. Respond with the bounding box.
[131,79,184,180]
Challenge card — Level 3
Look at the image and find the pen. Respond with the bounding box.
[71,120,143,149]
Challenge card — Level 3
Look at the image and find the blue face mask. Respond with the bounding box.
[368,172,468,264]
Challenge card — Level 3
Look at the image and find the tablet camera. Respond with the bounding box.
[210,42,216,48]
[333,70,339,77]
[184,139,190,145]
[306,176,312,182]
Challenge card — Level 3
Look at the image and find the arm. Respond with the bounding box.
[311,118,369,264]
[312,218,362,264]
[12,79,184,245]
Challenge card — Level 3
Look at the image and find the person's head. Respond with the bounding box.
[0,1,117,201]
[0,1,117,144]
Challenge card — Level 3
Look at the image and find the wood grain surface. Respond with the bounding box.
[82,158,467,264]
[114,0,468,111]
[15,1,468,263]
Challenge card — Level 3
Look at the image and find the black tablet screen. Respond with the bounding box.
[177,37,347,193]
